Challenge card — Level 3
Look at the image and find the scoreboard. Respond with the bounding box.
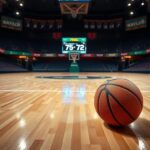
[62,37,87,54]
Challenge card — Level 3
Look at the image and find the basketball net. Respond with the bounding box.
[71,53,78,63]
[71,9,77,19]
[71,12,77,19]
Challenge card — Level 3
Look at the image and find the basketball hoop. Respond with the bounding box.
[71,53,78,63]
[69,51,80,63]
[60,2,89,19]
[59,0,90,19]
[71,12,77,19]
[70,8,78,19]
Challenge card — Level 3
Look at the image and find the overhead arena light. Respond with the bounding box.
[20,3,23,7]
[141,2,145,6]
[130,11,134,15]
[128,3,131,7]
[16,11,20,15]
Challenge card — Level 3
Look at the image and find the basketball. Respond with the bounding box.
[1,0,150,148]
[94,78,143,126]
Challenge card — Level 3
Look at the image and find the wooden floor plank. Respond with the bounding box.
[71,105,81,150]
[0,72,149,150]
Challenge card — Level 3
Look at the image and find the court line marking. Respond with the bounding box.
[0,90,149,93]
[0,90,96,93]
[141,91,150,93]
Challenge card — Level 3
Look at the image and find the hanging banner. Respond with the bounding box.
[5,50,31,56]
[146,48,150,53]
[0,48,5,53]
[24,18,63,31]
[121,52,128,56]
[41,54,57,57]
[87,32,96,40]
[57,54,67,57]
[125,16,147,31]
[81,54,95,57]
[106,53,119,57]
[129,50,146,56]
[32,53,41,57]
[96,54,104,57]
[84,18,123,30]
[1,16,22,31]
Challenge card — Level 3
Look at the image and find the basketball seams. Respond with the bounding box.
[98,79,115,88]
[95,79,143,126]
[100,78,137,89]
[107,83,142,107]
[106,88,135,121]
[97,88,105,116]
[105,89,122,126]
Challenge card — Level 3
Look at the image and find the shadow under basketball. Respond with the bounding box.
[104,118,150,138]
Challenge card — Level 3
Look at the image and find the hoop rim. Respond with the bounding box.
[68,51,80,61]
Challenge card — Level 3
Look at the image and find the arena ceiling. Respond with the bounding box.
[2,0,148,18]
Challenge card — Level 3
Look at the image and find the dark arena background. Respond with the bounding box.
[0,0,150,150]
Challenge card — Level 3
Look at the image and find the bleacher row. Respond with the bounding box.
[0,28,150,72]
[33,60,119,72]
[0,57,150,72]
[0,38,150,54]
[0,57,27,72]
[33,60,70,72]
[124,58,150,72]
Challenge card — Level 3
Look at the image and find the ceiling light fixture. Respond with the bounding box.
[130,11,134,15]
[128,3,131,7]
[20,3,23,7]
[16,11,20,15]
[141,2,145,6]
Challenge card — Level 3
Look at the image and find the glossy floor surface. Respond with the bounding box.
[0,73,150,150]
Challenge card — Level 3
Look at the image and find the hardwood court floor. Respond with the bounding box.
[0,72,149,150]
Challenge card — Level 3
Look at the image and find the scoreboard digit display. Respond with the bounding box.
[62,37,87,54]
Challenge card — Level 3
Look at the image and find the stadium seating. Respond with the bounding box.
[124,58,150,72]
[0,57,27,72]
[32,59,119,72]
[79,60,118,72]
[0,28,150,54]
[33,60,70,72]
[0,28,150,73]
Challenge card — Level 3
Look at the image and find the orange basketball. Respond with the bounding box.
[94,78,143,126]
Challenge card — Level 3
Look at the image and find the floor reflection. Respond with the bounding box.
[18,138,27,150]
[77,85,86,103]
[138,138,146,150]
[50,113,55,119]
[62,85,73,103]
[62,85,87,103]
[104,118,150,138]
[19,118,26,128]
[104,118,150,150]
